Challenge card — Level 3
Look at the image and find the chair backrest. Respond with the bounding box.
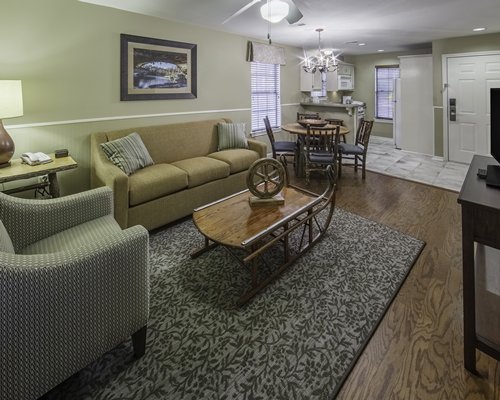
[304,125,340,178]
[305,125,340,156]
[297,112,320,121]
[355,119,374,149]
[325,118,344,126]
[263,116,277,158]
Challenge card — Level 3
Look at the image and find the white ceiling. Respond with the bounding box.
[80,0,500,55]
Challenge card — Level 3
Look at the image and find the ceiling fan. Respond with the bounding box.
[222,0,303,25]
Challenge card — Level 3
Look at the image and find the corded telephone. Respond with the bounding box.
[21,152,53,166]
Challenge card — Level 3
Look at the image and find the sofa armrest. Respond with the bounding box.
[0,225,149,400]
[0,187,114,252]
[247,138,267,159]
[90,132,130,228]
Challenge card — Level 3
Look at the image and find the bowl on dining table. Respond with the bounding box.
[297,119,328,128]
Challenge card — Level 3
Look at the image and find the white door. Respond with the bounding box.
[446,54,500,163]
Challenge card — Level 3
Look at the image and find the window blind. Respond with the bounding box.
[375,66,400,120]
[251,62,281,133]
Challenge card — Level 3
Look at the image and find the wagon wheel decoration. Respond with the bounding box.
[246,158,286,199]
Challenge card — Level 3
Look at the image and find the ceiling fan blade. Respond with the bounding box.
[222,0,262,24]
[283,0,303,24]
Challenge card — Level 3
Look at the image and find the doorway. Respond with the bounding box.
[444,52,500,163]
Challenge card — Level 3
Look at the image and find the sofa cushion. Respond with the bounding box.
[0,220,14,254]
[217,122,248,151]
[129,164,188,206]
[100,132,154,175]
[172,157,230,188]
[208,149,261,174]
[20,215,121,255]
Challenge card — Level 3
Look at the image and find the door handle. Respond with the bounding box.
[449,98,456,121]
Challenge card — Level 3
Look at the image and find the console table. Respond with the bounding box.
[457,155,500,374]
[0,154,77,198]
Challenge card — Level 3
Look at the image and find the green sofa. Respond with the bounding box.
[90,118,267,230]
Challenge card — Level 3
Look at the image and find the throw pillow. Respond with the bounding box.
[0,220,15,254]
[100,132,154,175]
[217,122,248,151]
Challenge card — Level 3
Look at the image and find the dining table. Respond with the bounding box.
[281,122,350,178]
[282,122,350,141]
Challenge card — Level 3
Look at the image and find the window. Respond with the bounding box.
[251,62,281,134]
[375,66,400,120]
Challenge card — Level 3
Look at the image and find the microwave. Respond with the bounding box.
[338,75,354,90]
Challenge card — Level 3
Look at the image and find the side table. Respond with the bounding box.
[457,154,500,374]
[0,154,77,198]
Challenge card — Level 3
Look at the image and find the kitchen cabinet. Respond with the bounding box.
[300,62,355,92]
[300,69,322,91]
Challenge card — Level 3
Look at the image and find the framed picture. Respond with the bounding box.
[120,33,197,101]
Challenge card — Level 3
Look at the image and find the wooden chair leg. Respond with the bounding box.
[132,325,147,358]
[338,153,342,177]
[362,156,366,179]
[354,155,358,172]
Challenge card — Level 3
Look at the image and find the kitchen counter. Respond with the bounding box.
[300,101,364,109]
[299,101,366,138]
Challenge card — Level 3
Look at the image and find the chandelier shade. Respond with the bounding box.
[260,0,290,23]
[303,29,338,74]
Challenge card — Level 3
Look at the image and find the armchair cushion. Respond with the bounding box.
[20,215,121,255]
[0,220,14,254]
[100,132,154,175]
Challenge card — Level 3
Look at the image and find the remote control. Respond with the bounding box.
[477,168,487,179]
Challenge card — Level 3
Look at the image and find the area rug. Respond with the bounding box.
[44,208,424,400]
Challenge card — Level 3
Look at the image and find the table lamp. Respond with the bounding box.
[0,80,23,168]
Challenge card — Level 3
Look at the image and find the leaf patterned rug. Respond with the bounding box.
[44,208,424,400]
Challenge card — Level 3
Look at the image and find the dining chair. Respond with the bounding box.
[297,112,321,121]
[303,125,340,185]
[263,116,297,164]
[338,118,374,179]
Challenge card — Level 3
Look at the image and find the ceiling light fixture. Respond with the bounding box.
[377,49,385,52]
[473,27,486,32]
[260,0,290,23]
[358,43,366,46]
[303,28,338,74]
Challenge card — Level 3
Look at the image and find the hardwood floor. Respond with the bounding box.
[289,168,500,400]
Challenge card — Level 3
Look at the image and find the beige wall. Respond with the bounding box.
[1,0,301,195]
[432,32,500,156]
[347,49,430,138]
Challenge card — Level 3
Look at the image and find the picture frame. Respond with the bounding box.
[120,33,197,101]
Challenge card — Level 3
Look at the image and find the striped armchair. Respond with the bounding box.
[0,187,150,400]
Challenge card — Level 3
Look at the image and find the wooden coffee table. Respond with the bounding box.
[192,167,337,305]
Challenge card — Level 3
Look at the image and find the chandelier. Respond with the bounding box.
[303,29,338,74]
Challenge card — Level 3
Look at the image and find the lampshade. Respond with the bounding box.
[260,0,289,23]
[0,80,23,168]
[0,80,23,119]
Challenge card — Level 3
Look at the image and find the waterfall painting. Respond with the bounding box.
[120,34,197,100]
